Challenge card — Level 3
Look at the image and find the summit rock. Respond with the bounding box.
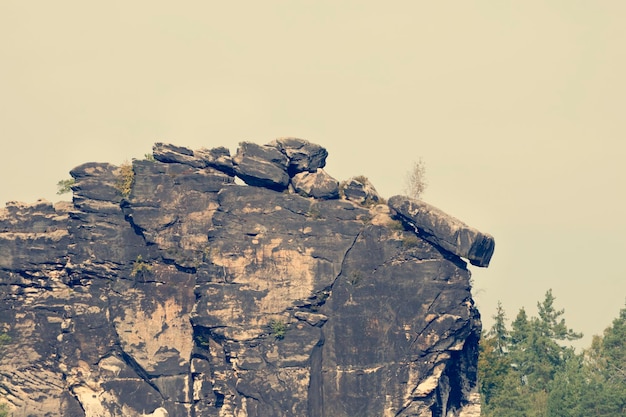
[0,139,494,417]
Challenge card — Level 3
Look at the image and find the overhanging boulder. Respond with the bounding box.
[388,195,495,267]
[153,143,206,168]
[233,142,290,191]
[271,137,328,175]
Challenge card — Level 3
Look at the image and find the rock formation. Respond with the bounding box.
[388,196,495,268]
[0,138,494,417]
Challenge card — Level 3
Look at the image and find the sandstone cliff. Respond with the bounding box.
[0,139,494,417]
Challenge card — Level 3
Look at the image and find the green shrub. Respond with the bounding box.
[269,320,287,340]
[401,234,421,248]
[115,162,134,198]
[389,219,406,231]
[130,255,152,278]
[194,334,210,348]
[56,178,75,195]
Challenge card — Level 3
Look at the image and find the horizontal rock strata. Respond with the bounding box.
[0,138,493,417]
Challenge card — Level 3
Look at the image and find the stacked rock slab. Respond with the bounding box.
[0,138,493,417]
[388,196,495,267]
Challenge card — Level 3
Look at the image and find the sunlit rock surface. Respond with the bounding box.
[0,139,493,417]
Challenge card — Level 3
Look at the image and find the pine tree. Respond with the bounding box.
[510,307,530,346]
[536,289,583,342]
[578,304,626,415]
[481,291,583,417]
[479,302,512,406]
[509,290,582,395]
[546,354,585,417]
[600,304,626,381]
[477,293,626,417]
[482,371,530,417]
[488,301,510,354]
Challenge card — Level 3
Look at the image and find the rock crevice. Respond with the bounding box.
[0,138,493,417]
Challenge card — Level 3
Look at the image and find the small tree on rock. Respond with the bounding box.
[404,159,427,199]
[56,178,75,195]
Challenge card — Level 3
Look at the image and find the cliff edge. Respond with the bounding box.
[0,139,494,417]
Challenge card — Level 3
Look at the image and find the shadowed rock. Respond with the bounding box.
[233,142,290,190]
[291,169,339,199]
[195,146,235,175]
[153,142,206,168]
[341,176,382,205]
[388,195,495,267]
[0,139,493,417]
[271,137,328,175]
[153,143,236,176]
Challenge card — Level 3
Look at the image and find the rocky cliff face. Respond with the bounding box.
[0,139,494,417]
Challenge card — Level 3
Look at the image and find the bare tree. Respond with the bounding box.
[404,159,427,199]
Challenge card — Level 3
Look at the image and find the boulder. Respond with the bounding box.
[194,146,236,176]
[232,142,290,191]
[70,162,123,202]
[340,176,382,205]
[271,137,328,175]
[388,195,495,267]
[291,169,339,199]
[153,143,206,168]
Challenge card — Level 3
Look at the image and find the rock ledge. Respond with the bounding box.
[0,138,492,417]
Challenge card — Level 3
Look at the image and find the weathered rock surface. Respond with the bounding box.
[271,137,328,175]
[0,139,493,417]
[233,142,290,190]
[153,142,205,168]
[291,169,339,199]
[341,176,382,205]
[388,196,495,267]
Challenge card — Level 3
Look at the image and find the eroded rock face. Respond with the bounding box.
[233,142,290,190]
[0,139,491,417]
[291,169,339,199]
[388,196,495,267]
[341,176,382,205]
[271,137,328,175]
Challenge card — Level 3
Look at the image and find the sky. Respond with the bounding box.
[1,1,625,348]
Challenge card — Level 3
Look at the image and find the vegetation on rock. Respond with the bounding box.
[56,178,75,194]
[401,234,421,248]
[0,139,491,416]
[130,255,152,278]
[114,161,134,197]
[269,320,287,340]
[404,158,427,199]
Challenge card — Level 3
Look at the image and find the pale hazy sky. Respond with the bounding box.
[2,1,625,347]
